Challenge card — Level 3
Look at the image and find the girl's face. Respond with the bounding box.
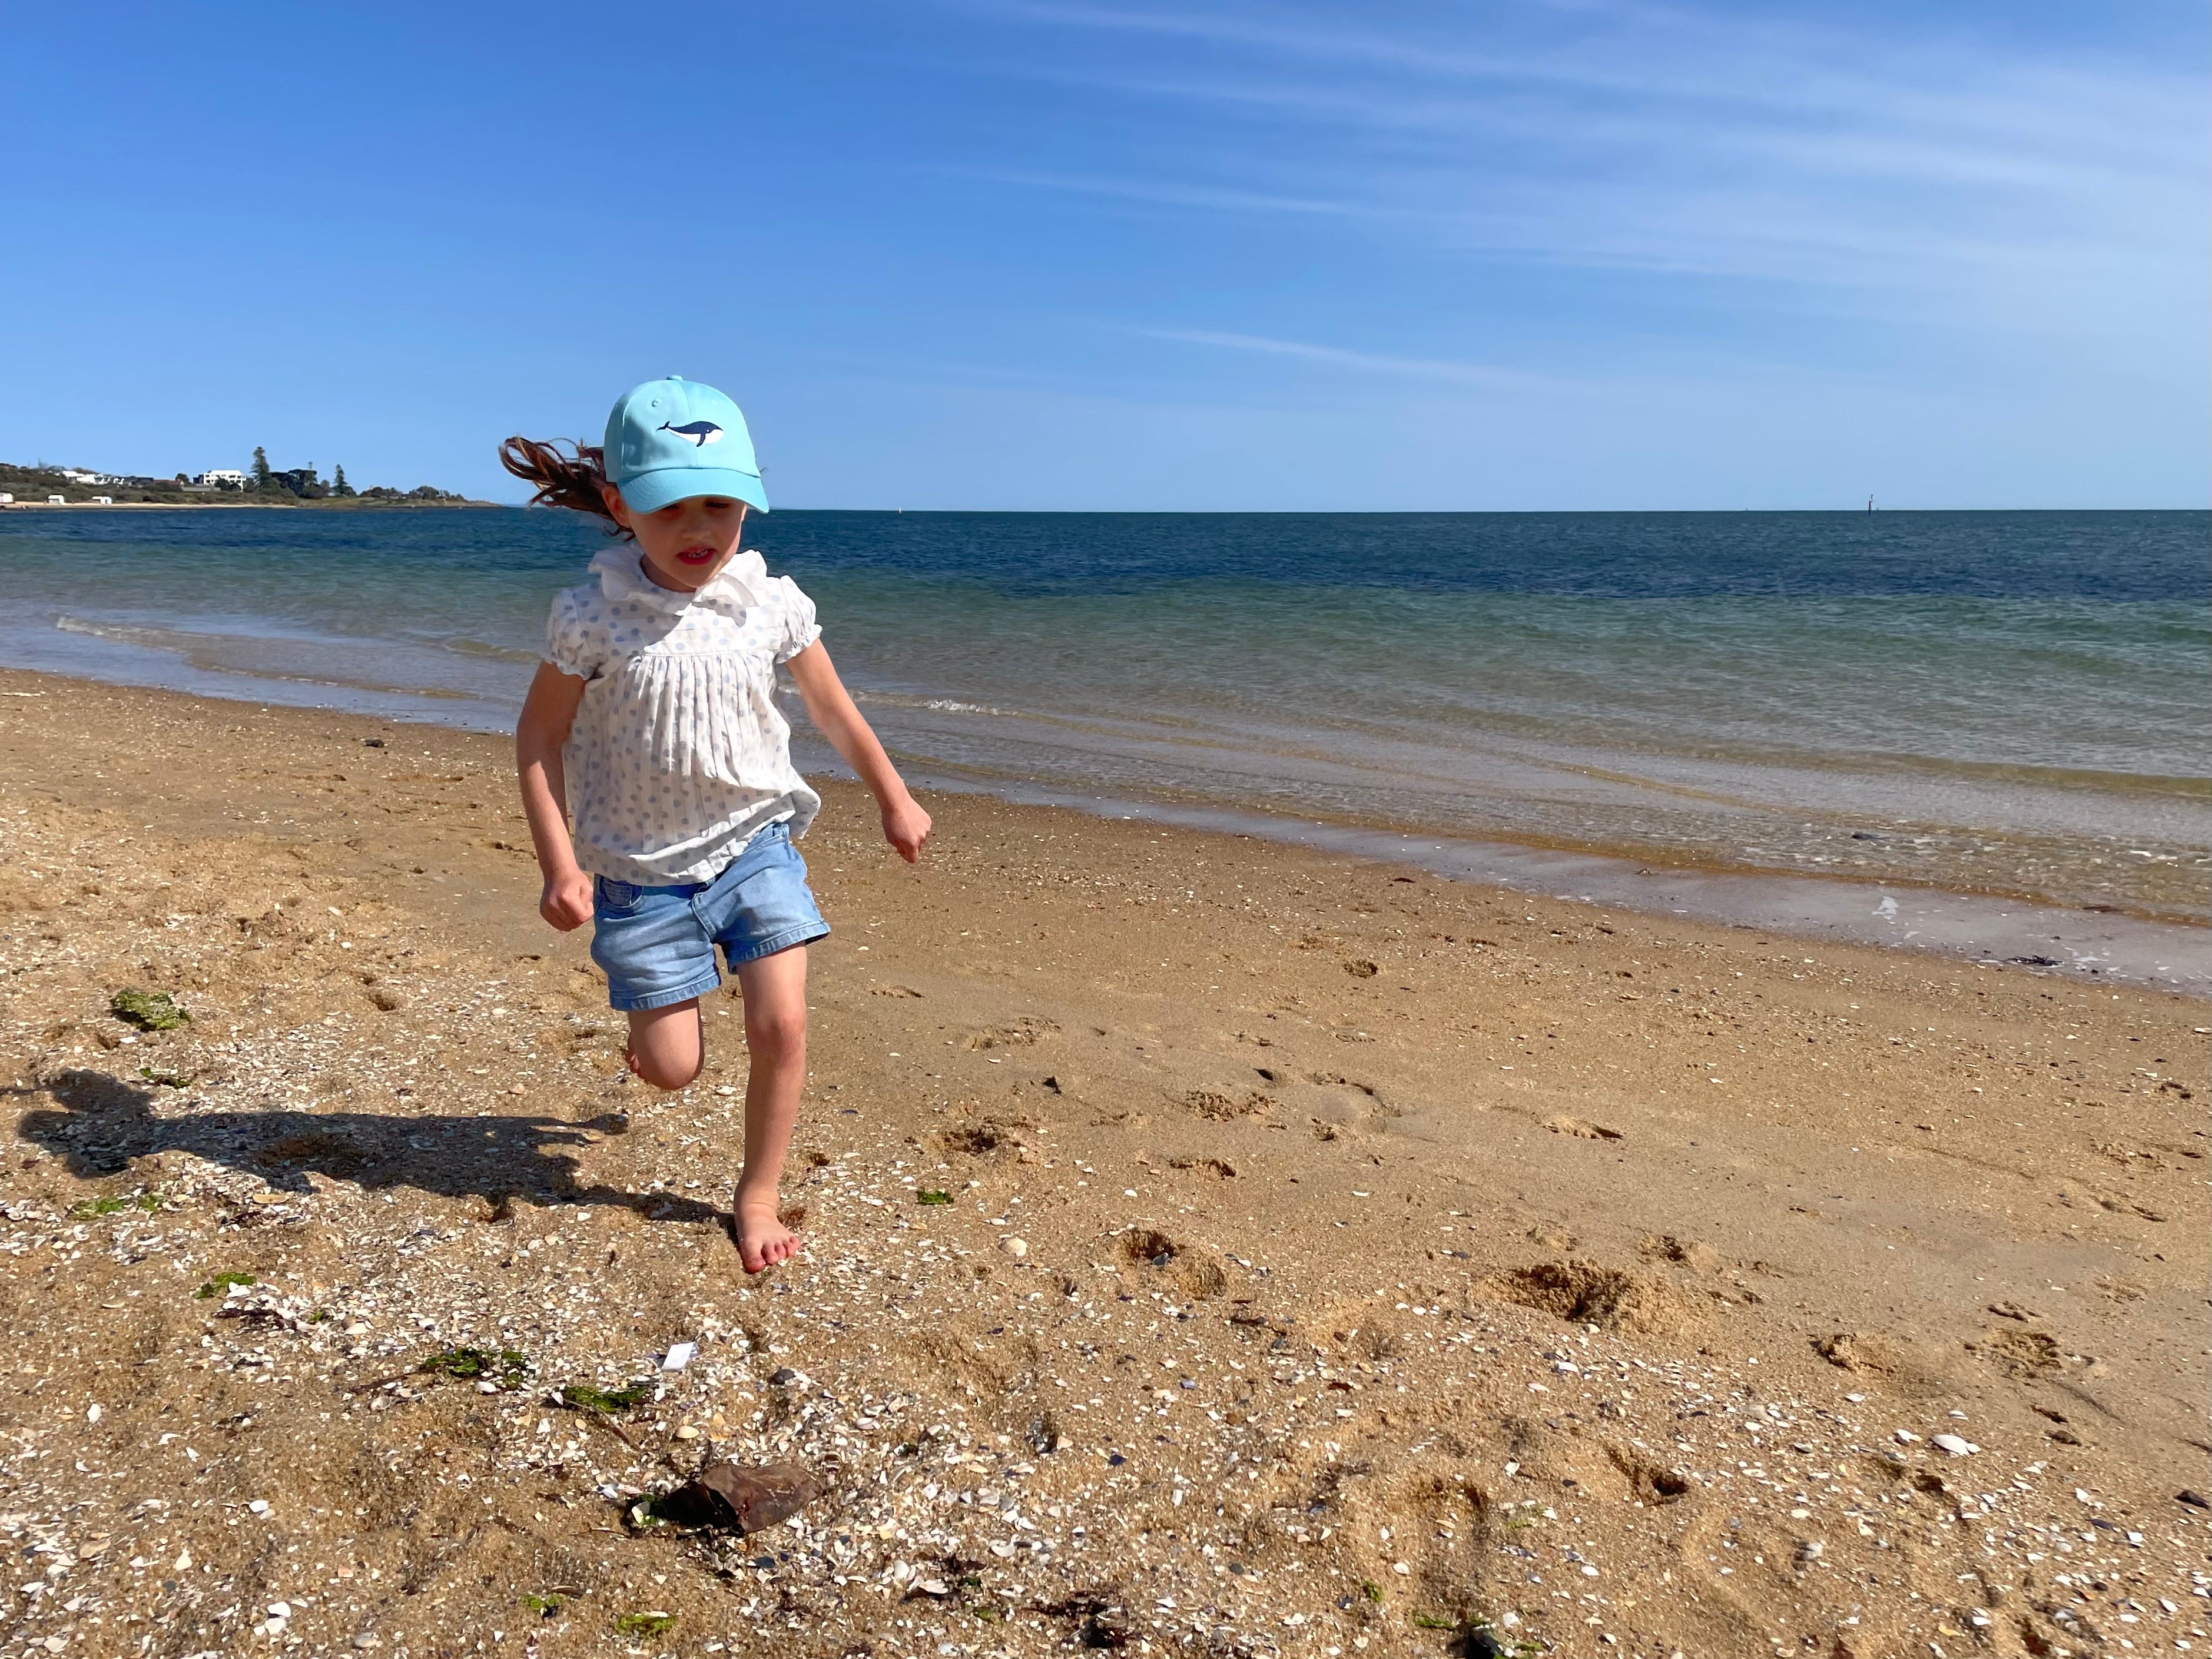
[602,486,749,592]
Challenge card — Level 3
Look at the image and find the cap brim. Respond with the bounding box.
[616,466,769,515]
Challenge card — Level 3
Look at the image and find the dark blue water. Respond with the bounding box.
[6,504,2201,596]
[753,509,2206,601]
[1,506,2204,921]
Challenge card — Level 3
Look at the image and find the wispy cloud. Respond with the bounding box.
[1127,327,1568,392]
[950,0,2206,346]
[957,167,1359,219]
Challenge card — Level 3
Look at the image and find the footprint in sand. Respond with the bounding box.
[1810,1331,1959,1397]
[1300,1073,1403,1129]
[1966,1326,2068,1380]
[966,1017,1057,1050]
[1180,1089,1275,1122]
[1544,1114,1624,1140]
[1638,1233,1722,1273]
[1306,1071,1380,1098]
[938,1119,1034,1159]
[1119,1228,1229,1298]
[1165,1154,1237,1180]
[1482,1260,1697,1336]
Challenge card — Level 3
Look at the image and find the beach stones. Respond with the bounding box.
[652,1460,825,1535]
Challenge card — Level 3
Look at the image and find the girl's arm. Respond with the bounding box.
[785,643,931,863]
[515,662,595,929]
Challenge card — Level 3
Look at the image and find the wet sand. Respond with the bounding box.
[1,668,2206,1658]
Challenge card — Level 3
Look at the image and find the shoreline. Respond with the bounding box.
[884,761,2212,993]
[0,498,500,510]
[6,661,2204,993]
[0,668,2203,1655]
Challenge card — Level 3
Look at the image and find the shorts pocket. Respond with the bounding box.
[595,877,643,916]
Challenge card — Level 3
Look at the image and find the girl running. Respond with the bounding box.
[505,376,930,1272]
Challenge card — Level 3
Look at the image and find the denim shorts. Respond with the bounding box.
[588,822,830,1013]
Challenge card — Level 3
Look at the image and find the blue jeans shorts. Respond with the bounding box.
[588,822,831,1013]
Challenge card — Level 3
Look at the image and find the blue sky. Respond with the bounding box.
[3,1,2204,509]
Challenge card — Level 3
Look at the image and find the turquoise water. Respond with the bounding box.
[1,506,2204,922]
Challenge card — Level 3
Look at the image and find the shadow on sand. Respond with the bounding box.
[14,1069,725,1227]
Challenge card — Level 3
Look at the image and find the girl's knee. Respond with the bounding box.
[626,1003,704,1091]
[745,1007,807,1061]
[630,1050,704,1091]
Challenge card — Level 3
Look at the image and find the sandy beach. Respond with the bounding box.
[1,666,2205,1658]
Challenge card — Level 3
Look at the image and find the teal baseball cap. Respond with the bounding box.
[603,376,769,514]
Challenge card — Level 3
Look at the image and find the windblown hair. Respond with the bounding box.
[498,435,628,537]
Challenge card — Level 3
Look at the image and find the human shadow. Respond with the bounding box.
[15,1069,724,1227]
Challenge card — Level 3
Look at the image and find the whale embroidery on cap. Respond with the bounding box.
[659,420,724,446]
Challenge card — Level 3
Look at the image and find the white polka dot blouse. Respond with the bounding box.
[543,546,824,887]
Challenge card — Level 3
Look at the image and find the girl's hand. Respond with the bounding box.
[540,867,594,931]
[881,795,933,864]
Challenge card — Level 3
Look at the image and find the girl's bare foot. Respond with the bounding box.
[732,1185,801,1275]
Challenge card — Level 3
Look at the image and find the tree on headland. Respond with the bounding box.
[332,464,356,498]
[254,462,324,499]
[250,446,271,489]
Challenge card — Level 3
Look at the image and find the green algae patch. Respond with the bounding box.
[561,1380,653,1414]
[111,989,189,1031]
[423,1347,532,1388]
[71,1192,162,1220]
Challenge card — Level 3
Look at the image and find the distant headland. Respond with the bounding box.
[0,448,492,508]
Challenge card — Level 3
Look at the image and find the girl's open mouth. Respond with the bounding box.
[676,547,717,565]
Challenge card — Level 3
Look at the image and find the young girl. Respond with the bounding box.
[505,376,930,1273]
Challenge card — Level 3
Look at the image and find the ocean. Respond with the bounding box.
[4,506,2204,968]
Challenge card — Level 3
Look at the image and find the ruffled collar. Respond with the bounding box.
[591,545,773,615]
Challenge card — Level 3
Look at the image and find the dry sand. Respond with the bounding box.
[1,667,2206,1659]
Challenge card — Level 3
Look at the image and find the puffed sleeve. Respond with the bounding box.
[772,576,823,664]
[543,587,602,681]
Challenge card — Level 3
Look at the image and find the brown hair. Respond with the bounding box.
[498,435,628,537]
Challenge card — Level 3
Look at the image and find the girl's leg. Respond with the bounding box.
[731,944,809,1273]
[625,1001,705,1091]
